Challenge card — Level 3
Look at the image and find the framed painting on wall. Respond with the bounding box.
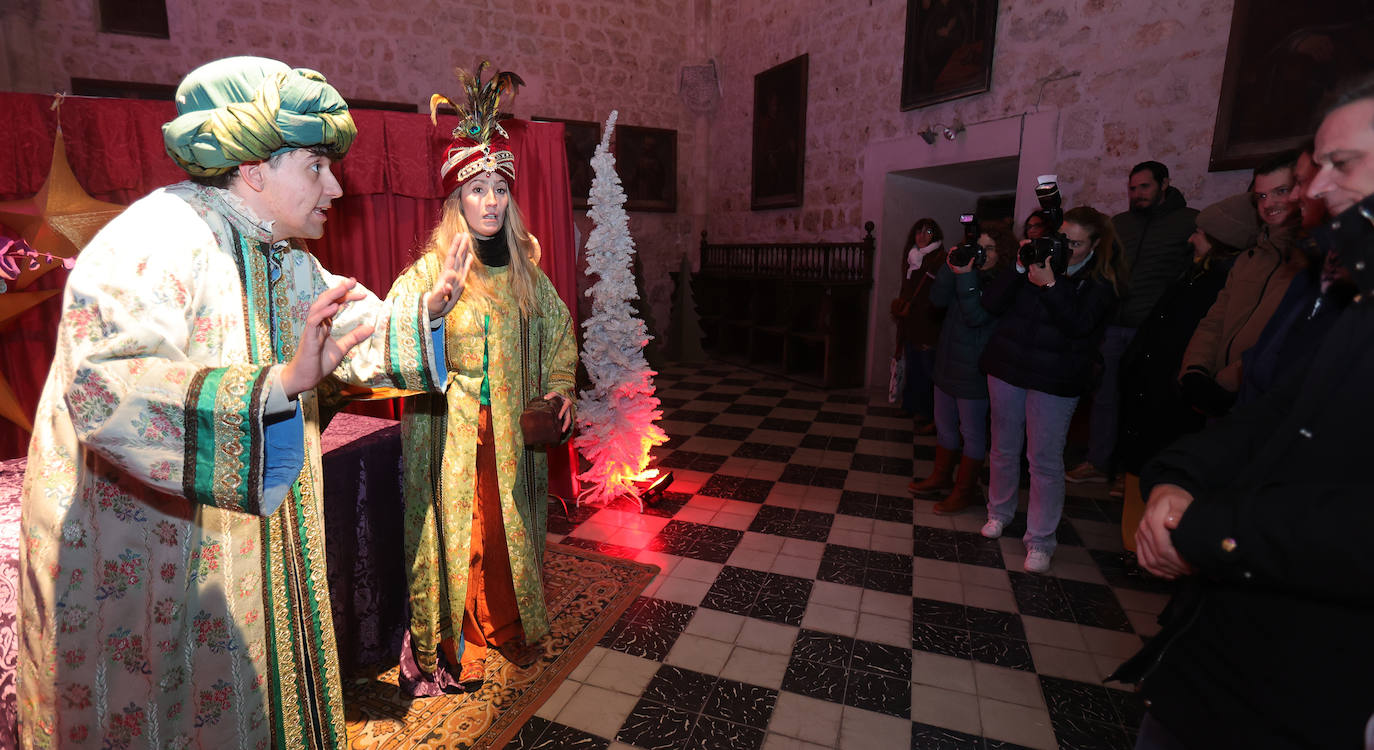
[899,0,999,111]
[751,54,808,210]
[1208,0,1374,171]
[533,116,600,209]
[615,125,677,213]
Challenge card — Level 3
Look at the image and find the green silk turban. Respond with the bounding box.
[162,56,357,177]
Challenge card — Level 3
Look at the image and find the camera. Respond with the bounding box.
[1017,175,1070,275]
[947,213,987,268]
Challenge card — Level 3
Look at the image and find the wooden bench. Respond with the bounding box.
[692,222,875,388]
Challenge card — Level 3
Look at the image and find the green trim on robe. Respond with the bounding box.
[17,181,445,749]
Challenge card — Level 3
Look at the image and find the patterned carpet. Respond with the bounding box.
[344,544,658,749]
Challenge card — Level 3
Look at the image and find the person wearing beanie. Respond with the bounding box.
[388,62,577,698]
[1178,153,1307,416]
[1115,191,1254,549]
[18,57,470,747]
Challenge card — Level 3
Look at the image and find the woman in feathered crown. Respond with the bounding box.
[389,62,578,695]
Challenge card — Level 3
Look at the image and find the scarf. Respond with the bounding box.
[906,241,942,279]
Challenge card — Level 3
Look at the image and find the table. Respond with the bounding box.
[0,457,22,750]
[320,412,408,675]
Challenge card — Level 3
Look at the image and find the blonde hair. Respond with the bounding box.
[420,191,544,317]
[1063,205,1123,296]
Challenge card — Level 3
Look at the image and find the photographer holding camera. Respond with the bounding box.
[909,218,1016,514]
[976,183,1121,574]
[1113,74,1374,750]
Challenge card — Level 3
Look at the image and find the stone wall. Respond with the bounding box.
[2,0,1267,350]
[706,0,1253,244]
[0,0,704,340]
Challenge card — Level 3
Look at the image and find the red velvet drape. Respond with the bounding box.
[0,93,580,498]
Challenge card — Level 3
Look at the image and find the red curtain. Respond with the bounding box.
[0,93,580,498]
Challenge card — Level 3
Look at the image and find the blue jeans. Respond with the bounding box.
[933,385,989,460]
[1086,324,1136,472]
[986,375,1080,554]
[902,343,936,418]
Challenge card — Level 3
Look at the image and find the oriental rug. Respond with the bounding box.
[343,543,658,749]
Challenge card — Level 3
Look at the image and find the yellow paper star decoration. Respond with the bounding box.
[0,114,125,436]
[0,126,125,291]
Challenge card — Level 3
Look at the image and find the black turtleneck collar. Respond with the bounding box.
[474,227,509,268]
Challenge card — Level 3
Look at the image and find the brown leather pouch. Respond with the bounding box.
[520,397,562,446]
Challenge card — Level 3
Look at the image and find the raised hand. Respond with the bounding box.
[428,231,476,320]
[281,278,375,399]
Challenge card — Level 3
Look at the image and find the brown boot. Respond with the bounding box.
[934,456,983,514]
[909,445,959,496]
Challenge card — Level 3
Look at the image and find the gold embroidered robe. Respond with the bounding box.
[391,254,576,673]
[18,183,444,749]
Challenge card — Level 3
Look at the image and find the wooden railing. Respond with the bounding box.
[698,221,876,283]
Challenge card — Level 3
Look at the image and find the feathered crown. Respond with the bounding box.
[431,61,525,195]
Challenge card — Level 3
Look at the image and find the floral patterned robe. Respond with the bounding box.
[18,183,444,749]
[391,254,576,675]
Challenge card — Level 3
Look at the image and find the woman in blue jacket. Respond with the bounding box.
[978,207,1121,573]
[910,226,1016,515]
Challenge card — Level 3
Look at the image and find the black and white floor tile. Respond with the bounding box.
[511,362,1169,750]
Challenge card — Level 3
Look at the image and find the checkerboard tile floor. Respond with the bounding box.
[514,362,1171,750]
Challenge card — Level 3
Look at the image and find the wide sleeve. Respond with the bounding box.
[57,195,296,516]
[317,252,446,394]
[537,273,578,444]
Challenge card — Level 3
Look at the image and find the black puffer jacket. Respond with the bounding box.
[1112,186,1199,327]
[1116,253,1238,474]
[930,264,1001,399]
[978,254,1118,397]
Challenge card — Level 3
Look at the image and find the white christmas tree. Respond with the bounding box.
[575,110,668,509]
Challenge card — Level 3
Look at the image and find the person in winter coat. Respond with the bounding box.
[1115,192,1255,550]
[891,218,947,435]
[1067,161,1197,486]
[1235,156,1352,407]
[909,226,1016,514]
[978,207,1121,574]
[1177,152,1306,417]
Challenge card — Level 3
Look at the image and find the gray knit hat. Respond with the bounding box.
[1195,192,1259,251]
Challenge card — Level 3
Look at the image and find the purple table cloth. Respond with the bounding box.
[0,457,21,750]
[320,413,407,675]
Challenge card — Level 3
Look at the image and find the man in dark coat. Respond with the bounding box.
[1068,161,1197,487]
[1115,74,1374,750]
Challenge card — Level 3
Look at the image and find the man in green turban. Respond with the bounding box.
[19,57,471,748]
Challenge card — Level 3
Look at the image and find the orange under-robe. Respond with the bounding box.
[445,405,527,676]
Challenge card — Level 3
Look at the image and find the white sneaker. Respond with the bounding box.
[980,518,1005,539]
[1024,549,1052,574]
